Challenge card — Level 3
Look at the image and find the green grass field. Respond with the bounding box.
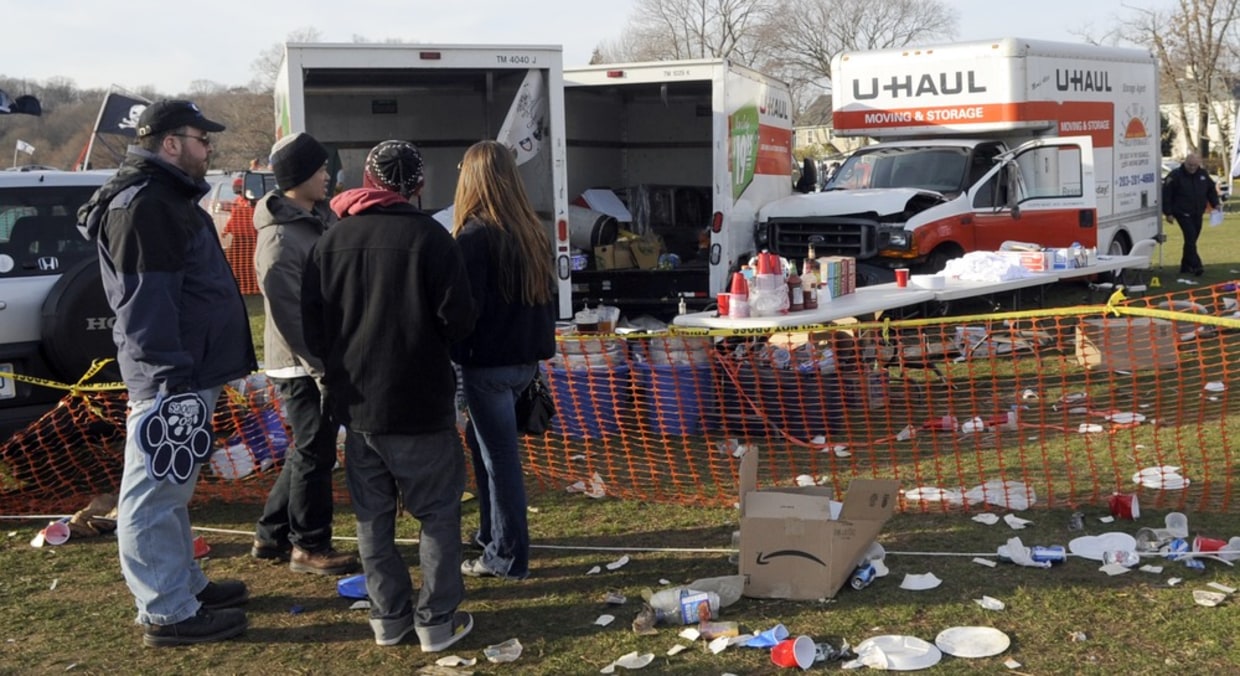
[2,216,1239,673]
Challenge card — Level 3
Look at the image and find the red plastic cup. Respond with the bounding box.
[41,520,70,546]
[1194,535,1227,554]
[1108,492,1140,520]
[716,292,731,317]
[894,268,910,288]
[193,535,211,559]
[770,635,814,670]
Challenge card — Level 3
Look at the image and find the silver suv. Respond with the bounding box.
[0,170,118,439]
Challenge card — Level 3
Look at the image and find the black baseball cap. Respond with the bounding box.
[136,99,226,138]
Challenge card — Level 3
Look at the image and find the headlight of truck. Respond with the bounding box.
[878,226,910,249]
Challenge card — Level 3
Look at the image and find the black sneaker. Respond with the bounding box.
[251,538,292,561]
[143,607,247,648]
[196,580,249,610]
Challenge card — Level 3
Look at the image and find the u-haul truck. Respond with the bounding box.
[757,38,1162,278]
[564,60,793,313]
[274,43,574,318]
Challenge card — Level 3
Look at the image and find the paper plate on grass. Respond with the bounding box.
[934,626,1011,658]
[853,635,943,671]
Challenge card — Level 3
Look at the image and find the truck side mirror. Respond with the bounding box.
[795,157,817,194]
[243,171,266,205]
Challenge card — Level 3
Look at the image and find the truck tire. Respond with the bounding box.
[39,258,120,384]
[920,244,964,274]
[1106,232,1131,283]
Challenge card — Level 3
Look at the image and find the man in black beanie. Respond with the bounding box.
[304,140,476,651]
[251,132,359,576]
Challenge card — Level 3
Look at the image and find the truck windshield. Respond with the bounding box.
[826,146,970,195]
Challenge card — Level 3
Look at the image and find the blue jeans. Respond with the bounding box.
[460,363,536,579]
[255,376,338,551]
[344,429,466,635]
[117,386,222,626]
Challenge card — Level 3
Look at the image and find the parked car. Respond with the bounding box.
[200,171,240,235]
[0,169,117,440]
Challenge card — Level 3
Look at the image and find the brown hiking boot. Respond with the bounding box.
[289,546,360,576]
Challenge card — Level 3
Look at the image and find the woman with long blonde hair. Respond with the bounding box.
[450,140,556,580]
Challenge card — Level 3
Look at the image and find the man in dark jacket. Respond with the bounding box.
[302,140,477,651]
[78,100,257,647]
[1162,152,1220,276]
[250,132,358,576]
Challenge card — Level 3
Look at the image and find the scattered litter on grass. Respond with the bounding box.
[606,555,630,571]
[1021,388,1039,400]
[604,591,626,605]
[961,417,985,434]
[1133,466,1190,490]
[966,480,1035,510]
[6,532,14,538]
[1177,278,1197,285]
[435,656,476,668]
[659,579,671,585]
[895,424,917,441]
[1139,565,1164,574]
[1005,658,1023,669]
[1069,631,1087,642]
[795,474,815,487]
[586,566,602,575]
[708,636,730,654]
[483,638,523,663]
[1193,590,1227,607]
[1205,381,1227,393]
[743,623,788,648]
[1168,577,1183,586]
[599,651,653,673]
[1078,423,1104,434]
[290,605,304,615]
[1208,582,1237,594]
[975,595,1005,610]
[900,573,942,590]
[1099,563,1131,576]
[595,614,615,627]
[904,486,964,503]
[49,578,57,591]
[678,627,700,641]
[666,644,688,656]
[833,445,851,457]
[349,600,370,610]
[1004,514,1033,530]
[973,557,997,568]
[631,605,657,635]
[1099,516,1115,524]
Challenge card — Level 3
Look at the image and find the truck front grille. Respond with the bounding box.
[767,217,877,259]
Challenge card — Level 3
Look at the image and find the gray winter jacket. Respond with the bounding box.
[253,191,336,379]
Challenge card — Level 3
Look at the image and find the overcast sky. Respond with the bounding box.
[0,0,1167,94]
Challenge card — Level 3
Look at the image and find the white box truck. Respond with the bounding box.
[758,38,1162,280]
[273,42,574,318]
[564,60,795,313]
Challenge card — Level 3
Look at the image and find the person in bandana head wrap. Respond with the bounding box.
[303,140,477,651]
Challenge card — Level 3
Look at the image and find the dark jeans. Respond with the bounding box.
[1174,212,1204,272]
[345,429,465,631]
[461,363,536,579]
[255,376,338,552]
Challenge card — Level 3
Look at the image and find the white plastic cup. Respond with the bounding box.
[42,520,70,546]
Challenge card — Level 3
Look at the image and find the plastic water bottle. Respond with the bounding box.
[647,588,720,625]
[1030,545,1067,565]
[1071,241,1084,268]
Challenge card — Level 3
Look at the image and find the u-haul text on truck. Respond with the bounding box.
[756,37,1162,278]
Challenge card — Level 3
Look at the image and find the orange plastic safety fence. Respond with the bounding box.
[3,281,1240,517]
[520,281,1240,513]
[0,377,293,513]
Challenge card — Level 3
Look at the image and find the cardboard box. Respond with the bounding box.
[997,250,1052,272]
[739,449,899,600]
[1074,317,1177,371]
[594,243,635,270]
[629,237,662,270]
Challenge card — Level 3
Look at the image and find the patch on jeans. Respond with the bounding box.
[137,392,213,483]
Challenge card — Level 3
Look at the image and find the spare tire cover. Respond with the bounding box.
[40,258,120,383]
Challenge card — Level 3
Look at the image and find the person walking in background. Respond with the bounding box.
[303,140,477,651]
[77,100,256,647]
[1162,151,1220,276]
[221,180,260,294]
[250,132,358,577]
[451,140,556,581]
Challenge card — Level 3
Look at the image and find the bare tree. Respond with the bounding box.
[603,0,778,63]
[775,0,958,86]
[1120,0,1240,176]
[249,27,323,92]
